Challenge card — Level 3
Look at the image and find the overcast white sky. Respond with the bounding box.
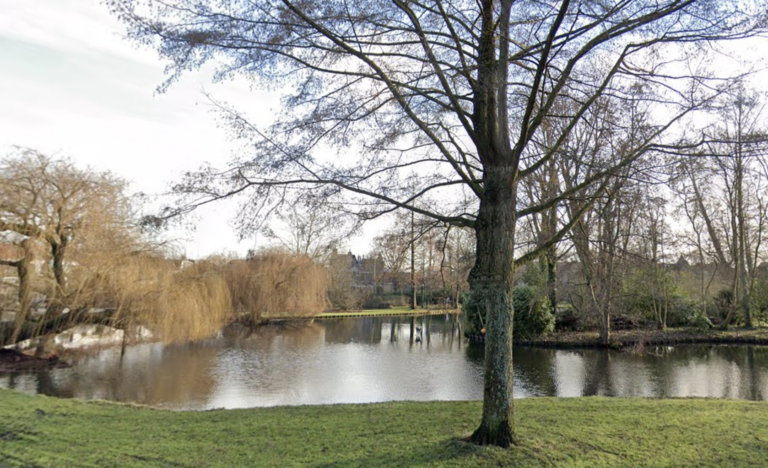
[0,0,381,259]
[2,1,767,259]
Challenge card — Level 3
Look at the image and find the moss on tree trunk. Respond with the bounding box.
[469,169,517,447]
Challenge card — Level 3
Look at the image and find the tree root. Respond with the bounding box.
[470,422,517,448]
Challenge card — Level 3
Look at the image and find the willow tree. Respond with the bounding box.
[0,148,137,345]
[111,0,767,446]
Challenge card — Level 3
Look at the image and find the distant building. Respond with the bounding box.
[328,250,393,294]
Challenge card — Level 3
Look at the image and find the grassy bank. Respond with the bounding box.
[317,306,456,318]
[518,327,768,349]
[259,306,457,320]
[1,390,767,467]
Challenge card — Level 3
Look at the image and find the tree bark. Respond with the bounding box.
[735,150,753,328]
[545,246,557,312]
[11,246,32,344]
[48,237,70,317]
[690,175,729,265]
[51,239,67,295]
[599,305,611,345]
[469,168,517,447]
[410,211,417,309]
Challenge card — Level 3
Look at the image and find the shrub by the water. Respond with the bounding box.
[462,285,555,340]
[688,308,713,331]
[362,296,392,310]
[714,288,734,321]
[512,285,555,340]
[555,306,583,332]
[667,298,699,327]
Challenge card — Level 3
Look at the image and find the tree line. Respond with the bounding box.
[513,84,768,343]
[0,149,330,348]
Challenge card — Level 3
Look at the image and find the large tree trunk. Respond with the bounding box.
[11,249,32,344]
[735,154,753,328]
[690,175,729,265]
[599,305,611,345]
[541,179,559,312]
[48,237,69,317]
[469,170,517,447]
[410,211,417,309]
[545,246,557,311]
[655,298,668,331]
[51,240,67,295]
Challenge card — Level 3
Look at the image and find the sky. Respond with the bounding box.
[2,1,767,259]
[0,0,380,259]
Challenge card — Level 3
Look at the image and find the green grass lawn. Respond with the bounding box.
[1,390,767,467]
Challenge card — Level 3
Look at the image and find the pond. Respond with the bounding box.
[2,315,768,409]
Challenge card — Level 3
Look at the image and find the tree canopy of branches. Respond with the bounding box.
[674,85,768,328]
[0,148,134,344]
[261,193,357,261]
[0,149,332,349]
[110,0,768,446]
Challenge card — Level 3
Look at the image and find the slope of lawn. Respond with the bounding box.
[1,389,767,467]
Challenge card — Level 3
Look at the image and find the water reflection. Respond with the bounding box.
[1,316,768,409]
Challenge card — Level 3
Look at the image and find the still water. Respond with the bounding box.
[2,315,768,409]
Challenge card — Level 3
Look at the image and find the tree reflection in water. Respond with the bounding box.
[1,318,767,408]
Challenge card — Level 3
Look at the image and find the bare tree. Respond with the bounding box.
[111,0,768,446]
[673,85,768,327]
[714,87,768,328]
[373,210,442,307]
[633,193,675,330]
[373,227,411,297]
[0,148,135,345]
[518,103,574,311]
[569,170,644,344]
[436,225,475,307]
[262,193,357,261]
